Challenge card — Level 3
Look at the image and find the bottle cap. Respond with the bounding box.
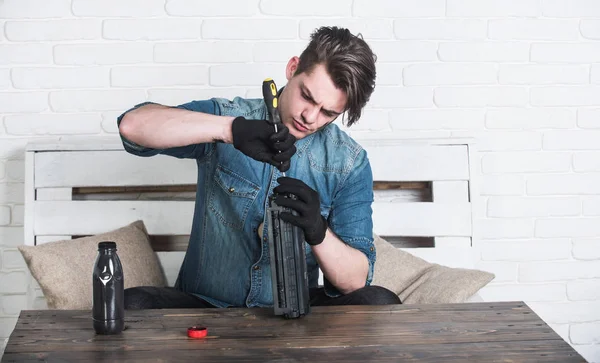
[98,241,117,250]
[187,326,207,339]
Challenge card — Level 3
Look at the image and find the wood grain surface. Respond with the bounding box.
[2,302,587,363]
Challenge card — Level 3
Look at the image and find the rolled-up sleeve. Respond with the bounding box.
[116,99,218,159]
[324,149,375,297]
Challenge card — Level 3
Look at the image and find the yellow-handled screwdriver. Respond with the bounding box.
[262,78,286,176]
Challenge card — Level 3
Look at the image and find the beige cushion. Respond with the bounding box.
[18,220,167,310]
[371,234,494,304]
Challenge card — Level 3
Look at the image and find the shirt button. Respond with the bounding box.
[229,187,235,193]
[370,247,374,252]
[263,237,267,242]
[253,265,260,270]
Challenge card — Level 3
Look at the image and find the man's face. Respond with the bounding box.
[278,57,347,140]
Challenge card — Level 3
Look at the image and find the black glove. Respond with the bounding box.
[273,177,328,246]
[232,116,296,172]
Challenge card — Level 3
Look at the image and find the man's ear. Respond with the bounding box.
[285,56,300,80]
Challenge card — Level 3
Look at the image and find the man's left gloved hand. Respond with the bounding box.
[273,177,327,246]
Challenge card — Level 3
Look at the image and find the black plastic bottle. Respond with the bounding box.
[92,241,124,335]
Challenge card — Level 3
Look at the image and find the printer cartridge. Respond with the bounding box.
[267,194,311,319]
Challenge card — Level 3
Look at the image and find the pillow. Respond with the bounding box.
[18,220,168,310]
[371,234,494,304]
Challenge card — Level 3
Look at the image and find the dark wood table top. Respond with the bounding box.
[2,301,587,362]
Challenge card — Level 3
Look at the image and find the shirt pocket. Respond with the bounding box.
[208,164,260,230]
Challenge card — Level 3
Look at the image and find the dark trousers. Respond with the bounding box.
[124,285,401,310]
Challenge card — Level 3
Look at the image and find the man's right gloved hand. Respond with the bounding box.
[231,116,296,172]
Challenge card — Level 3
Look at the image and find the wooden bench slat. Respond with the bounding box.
[34,201,195,236]
[372,202,472,237]
[34,151,198,188]
[34,144,469,188]
[70,181,430,195]
[33,200,471,238]
[367,144,469,181]
[432,181,469,203]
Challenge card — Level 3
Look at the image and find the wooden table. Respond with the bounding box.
[2,301,587,362]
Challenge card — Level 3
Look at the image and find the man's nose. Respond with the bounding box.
[303,106,319,124]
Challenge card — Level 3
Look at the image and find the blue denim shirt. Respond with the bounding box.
[117,96,376,308]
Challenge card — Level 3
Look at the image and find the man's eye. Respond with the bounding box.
[301,92,310,101]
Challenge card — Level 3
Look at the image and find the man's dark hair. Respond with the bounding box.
[295,26,377,127]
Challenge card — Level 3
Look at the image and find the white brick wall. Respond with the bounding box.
[581,20,600,40]
[531,43,600,63]
[438,42,530,62]
[573,239,600,260]
[71,0,166,17]
[12,67,110,89]
[498,65,589,85]
[434,86,528,107]
[485,108,575,130]
[54,43,154,65]
[446,0,540,17]
[5,20,102,41]
[0,1,599,362]
[488,19,580,40]
[165,0,258,17]
[541,0,600,18]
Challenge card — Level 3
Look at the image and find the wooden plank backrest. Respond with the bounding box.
[25,136,477,287]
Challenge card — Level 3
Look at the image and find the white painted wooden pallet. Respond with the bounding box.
[24,135,479,293]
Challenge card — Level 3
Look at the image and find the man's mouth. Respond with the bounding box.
[294,119,309,132]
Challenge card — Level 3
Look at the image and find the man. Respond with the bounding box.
[117,26,401,309]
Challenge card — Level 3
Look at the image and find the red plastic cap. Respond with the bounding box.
[187,326,207,339]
